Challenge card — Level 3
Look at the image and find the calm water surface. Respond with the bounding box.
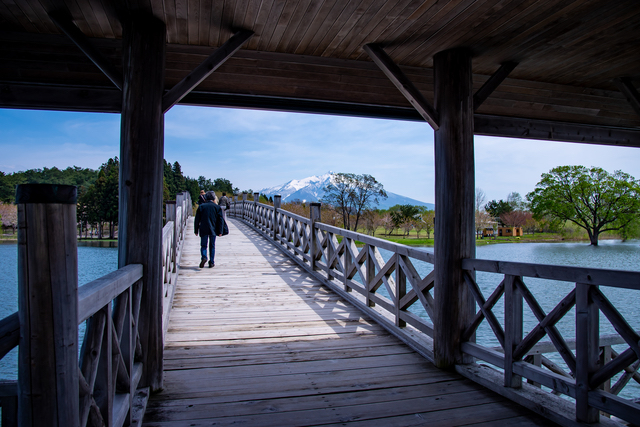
[0,240,638,398]
[0,243,117,381]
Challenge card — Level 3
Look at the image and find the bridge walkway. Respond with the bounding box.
[142,218,552,426]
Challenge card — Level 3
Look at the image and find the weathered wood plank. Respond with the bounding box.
[143,218,557,427]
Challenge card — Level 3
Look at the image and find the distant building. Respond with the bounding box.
[498,227,523,237]
[482,227,495,238]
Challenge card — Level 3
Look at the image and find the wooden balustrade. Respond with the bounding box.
[0,186,191,427]
[461,258,640,424]
[231,197,640,426]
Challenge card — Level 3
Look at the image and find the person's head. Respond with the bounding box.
[205,191,215,201]
[222,192,226,196]
[200,190,205,196]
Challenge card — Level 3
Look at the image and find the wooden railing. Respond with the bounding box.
[461,259,640,424]
[230,196,640,426]
[162,191,191,339]
[0,186,190,427]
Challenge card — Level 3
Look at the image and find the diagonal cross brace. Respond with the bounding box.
[363,43,439,130]
[163,30,254,112]
[49,11,124,90]
[615,77,640,117]
[473,62,518,110]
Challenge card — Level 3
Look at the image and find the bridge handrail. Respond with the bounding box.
[231,197,640,425]
[0,191,191,427]
[461,258,640,423]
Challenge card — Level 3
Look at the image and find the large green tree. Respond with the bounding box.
[527,166,640,245]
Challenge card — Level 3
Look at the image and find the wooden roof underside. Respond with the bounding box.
[1,0,639,146]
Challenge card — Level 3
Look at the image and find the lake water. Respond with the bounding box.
[0,242,117,381]
[0,239,638,399]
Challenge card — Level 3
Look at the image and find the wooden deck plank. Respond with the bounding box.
[143,218,555,426]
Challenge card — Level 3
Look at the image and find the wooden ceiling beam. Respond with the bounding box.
[473,62,518,111]
[474,115,640,148]
[363,43,439,130]
[49,11,123,90]
[162,29,253,113]
[615,77,640,117]
[0,83,121,113]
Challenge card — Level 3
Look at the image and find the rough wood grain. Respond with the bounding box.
[143,218,554,426]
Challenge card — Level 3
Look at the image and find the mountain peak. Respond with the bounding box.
[258,173,434,210]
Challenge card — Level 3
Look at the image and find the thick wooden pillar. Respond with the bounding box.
[17,184,79,426]
[118,14,166,391]
[433,48,476,369]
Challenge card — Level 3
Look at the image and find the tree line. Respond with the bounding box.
[0,158,235,239]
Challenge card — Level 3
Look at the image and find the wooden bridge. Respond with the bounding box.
[143,218,550,426]
[1,187,640,426]
[2,1,640,423]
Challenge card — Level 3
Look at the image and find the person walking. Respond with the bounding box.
[197,189,206,205]
[194,191,223,268]
[219,192,231,219]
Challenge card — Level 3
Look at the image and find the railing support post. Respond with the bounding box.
[310,203,321,270]
[433,47,475,368]
[233,195,237,218]
[366,246,375,307]
[504,274,523,388]
[344,237,352,292]
[576,283,600,423]
[166,200,177,273]
[242,193,247,221]
[17,184,79,427]
[395,254,407,327]
[254,192,260,228]
[273,195,281,240]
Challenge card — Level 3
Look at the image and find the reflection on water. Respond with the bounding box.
[0,244,117,380]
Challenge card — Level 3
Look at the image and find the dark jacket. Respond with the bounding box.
[197,194,207,205]
[194,201,223,236]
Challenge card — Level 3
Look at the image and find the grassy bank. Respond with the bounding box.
[350,227,623,247]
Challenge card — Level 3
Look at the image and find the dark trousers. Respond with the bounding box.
[200,234,216,262]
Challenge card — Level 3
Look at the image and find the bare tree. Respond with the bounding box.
[500,210,529,227]
[381,213,394,236]
[475,187,486,213]
[322,173,387,231]
[422,209,435,238]
[475,210,493,237]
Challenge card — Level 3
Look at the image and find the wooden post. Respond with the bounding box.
[242,193,247,221]
[119,13,166,391]
[254,192,260,228]
[310,203,321,270]
[576,283,600,423]
[433,47,475,369]
[504,275,523,388]
[344,238,352,293]
[273,195,281,240]
[166,201,177,273]
[233,195,237,218]
[17,184,79,426]
[395,254,407,327]
[366,246,375,307]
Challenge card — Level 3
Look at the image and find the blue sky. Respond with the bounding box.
[1,106,639,204]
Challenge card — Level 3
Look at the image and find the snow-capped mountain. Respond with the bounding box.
[258,173,434,210]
